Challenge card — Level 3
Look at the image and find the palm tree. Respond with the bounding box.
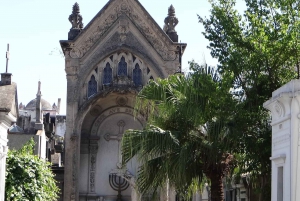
[122,63,236,201]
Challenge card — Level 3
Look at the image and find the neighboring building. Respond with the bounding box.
[60,0,186,200]
[0,71,18,201]
[13,81,65,200]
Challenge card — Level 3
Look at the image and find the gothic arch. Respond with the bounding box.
[78,47,164,87]
[81,51,157,106]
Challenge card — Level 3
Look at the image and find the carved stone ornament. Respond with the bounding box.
[104,120,126,141]
[116,96,128,106]
[69,3,83,29]
[89,143,98,193]
[70,0,176,60]
[164,5,178,33]
[68,2,84,40]
[90,105,103,116]
[274,101,284,117]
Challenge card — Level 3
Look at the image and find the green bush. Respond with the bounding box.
[5,138,59,201]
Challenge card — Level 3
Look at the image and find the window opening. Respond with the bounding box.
[103,62,112,85]
[88,75,97,97]
[133,63,142,86]
[118,56,127,76]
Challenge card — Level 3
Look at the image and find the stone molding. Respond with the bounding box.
[270,154,286,167]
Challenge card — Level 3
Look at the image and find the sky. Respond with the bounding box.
[0,0,234,115]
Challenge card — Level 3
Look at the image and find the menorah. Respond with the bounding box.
[109,173,130,201]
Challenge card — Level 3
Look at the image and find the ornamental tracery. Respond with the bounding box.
[85,52,157,99]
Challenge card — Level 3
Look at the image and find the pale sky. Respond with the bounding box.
[0,0,227,115]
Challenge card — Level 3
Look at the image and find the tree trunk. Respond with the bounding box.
[209,173,224,201]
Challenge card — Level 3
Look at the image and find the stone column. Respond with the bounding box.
[88,138,99,194]
[63,50,81,201]
[264,79,300,201]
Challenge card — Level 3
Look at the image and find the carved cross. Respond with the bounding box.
[5,44,9,73]
[104,120,126,164]
[104,120,126,141]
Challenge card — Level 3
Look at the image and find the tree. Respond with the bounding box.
[199,0,299,200]
[122,64,237,201]
[5,138,59,201]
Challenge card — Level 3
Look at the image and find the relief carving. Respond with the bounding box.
[89,142,98,193]
[90,105,103,116]
[116,96,128,106]
[274,101,284,118]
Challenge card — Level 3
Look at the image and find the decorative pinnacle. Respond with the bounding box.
[69,2,83,30]
[168,5,175,17]
[72,2,80,14]
[164,5,179,34]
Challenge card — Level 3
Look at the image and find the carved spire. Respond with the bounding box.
[164,5,179,42]
[68,2,83,40]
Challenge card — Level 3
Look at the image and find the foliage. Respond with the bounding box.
[122,64,237,200]
[199,0,299,200]
[5,138,59,201]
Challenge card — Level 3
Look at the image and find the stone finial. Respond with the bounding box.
[19,102,24,110]
[164,5,179,42]
[68,2,83,40]
[37,80,41,95]
[36,81,42,125]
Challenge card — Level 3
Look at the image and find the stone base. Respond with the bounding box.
[166,32,178,42]
[0,73,12,86]
[68,29,81,40]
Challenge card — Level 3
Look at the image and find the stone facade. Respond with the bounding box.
[264,79,300,201]
[60,0,186,200]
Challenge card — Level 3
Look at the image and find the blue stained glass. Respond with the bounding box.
[103,62,112,85]
[118,57,127,76]
[88,75,97,97]
[133,63,142,86]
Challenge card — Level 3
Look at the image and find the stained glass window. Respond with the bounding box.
[133,63,142,86]
[88,75,97,97]
[103,62,112,85]
[118,56,127,76]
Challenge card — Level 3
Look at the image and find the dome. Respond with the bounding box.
[25,98,52,110]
